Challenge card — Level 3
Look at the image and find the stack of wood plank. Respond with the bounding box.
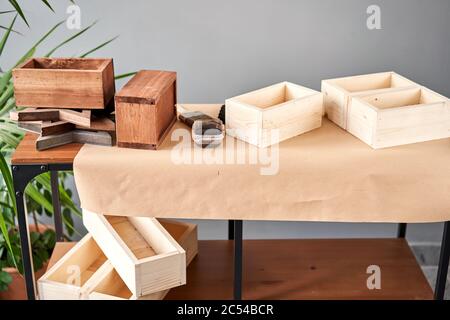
[11,57,117,150]
[38,212,198,300]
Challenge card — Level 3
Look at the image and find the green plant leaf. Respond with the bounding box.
[115,72,137,80]
[80,36,118,58]
[0,152,15,212]
[0,14,17,57]
[25,184,53,214]
[40,0,55,12]
[7,0,28,27]
[0,270,12,291]
[45,21,98,57]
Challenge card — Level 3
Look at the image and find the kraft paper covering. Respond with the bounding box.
[74,105,450,223]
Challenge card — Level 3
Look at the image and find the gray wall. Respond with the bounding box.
[3,0,449,241]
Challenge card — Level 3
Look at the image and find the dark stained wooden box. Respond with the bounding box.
[115,70,177,150]
[12,58,115,109]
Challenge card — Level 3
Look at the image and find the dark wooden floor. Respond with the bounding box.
[167,239,433,300]
[47,239,433,300]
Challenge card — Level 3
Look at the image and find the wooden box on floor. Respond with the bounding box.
[40,220,197,300]
[82,210,186,297]
[322,72,418,129]
[225,82,323,148]
[38,235,107,300]
[12,58,115,109]
[347,87,450,149]
[88,219,198,300]
[115,70,177,150]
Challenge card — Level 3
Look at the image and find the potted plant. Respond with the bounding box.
[0,3,134,299]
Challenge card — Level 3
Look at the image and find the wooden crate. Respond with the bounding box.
[322,72,418,129]
[225,82,323,147]
[37,234,108,300]
[115,70,177,150]
[40,219,197,300]
[82,210,186,297]
[347,87,450,149]
[12,58,115,109]
[88,219,198,300]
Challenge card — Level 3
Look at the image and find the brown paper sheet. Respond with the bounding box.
[74,107,450,223]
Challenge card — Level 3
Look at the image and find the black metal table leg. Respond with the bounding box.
[50,170,64,241]
[228,220,235,240]
[435,221,450,300]
[12,164,49,300]
[397,223,407,238]
[233,220,243,300]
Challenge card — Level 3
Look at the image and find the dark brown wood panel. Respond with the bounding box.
[11,133,82,164]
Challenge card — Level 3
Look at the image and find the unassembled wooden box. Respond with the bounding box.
[115,70,177,150]
[225,82,323,148]
[321,71,418,130]
[12,58,115,109]
[38,219,197,300]
[347,87,450,149]
[82,210,186,297]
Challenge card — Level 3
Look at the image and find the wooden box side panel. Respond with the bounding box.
[101,60,116,106]
[138,252,186,296]
[347,98,378,147]
[156,81,177,142]
[225,99,262,146]
[116,101,156,147]
[12,69,105,109]
[38,281,82,300]
[260,93,323,147]
[158,218,198,265]
[322,80,348,129]
[374,101,450,148]
[82,210,138,295]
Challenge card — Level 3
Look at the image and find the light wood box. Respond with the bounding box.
[88,219,198,300]
[225,82,323,148]
[322,72,418,129]
[82,210,186,297]
[38,219,197,300]
[12,58,115,109]
[115,70,177,150]
[347,87,450,149]
[38,234,107,300]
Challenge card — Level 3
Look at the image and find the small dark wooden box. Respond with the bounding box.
[115,70,177,150]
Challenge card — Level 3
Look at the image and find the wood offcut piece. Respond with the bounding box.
[82,209,186,297]
[322,71,419,129]
[36,130,113,151]
[12,57,115,109]
[226,82,323,147]
[115,70,177,150]
[347,86,450,148]
[10,108,59,122]
[19,120,74,136]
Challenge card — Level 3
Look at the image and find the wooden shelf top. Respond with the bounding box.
[48,238,433,300]
[11,133,83,165]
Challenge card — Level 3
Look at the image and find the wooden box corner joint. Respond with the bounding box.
[225,81,323,148]
[115,70,177,150]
